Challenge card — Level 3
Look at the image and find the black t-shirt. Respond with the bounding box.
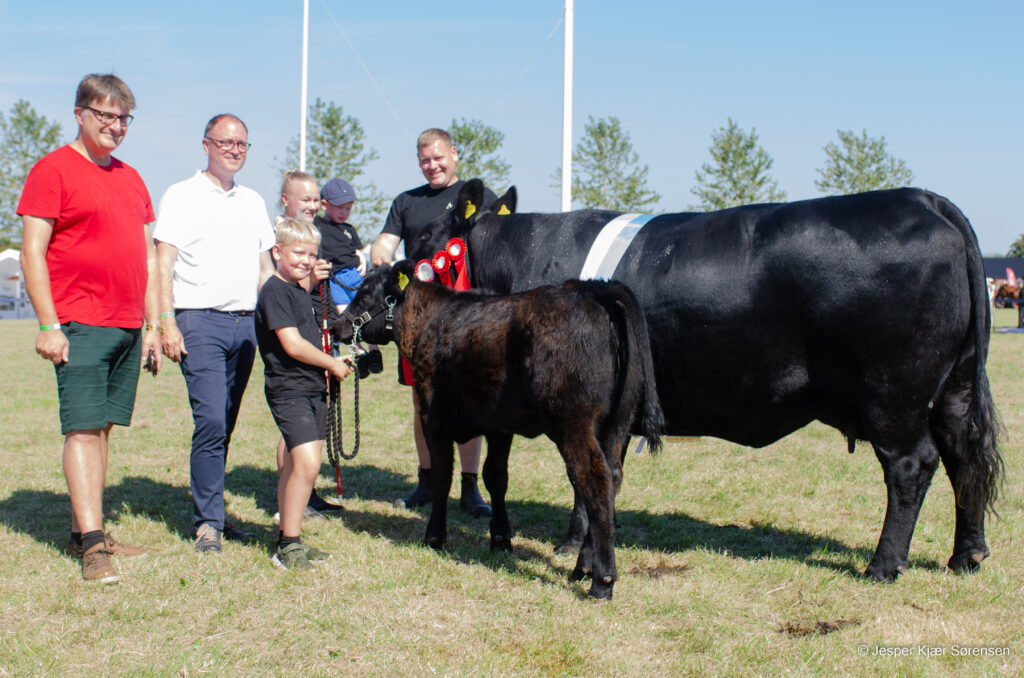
[256,275,326,396]
[315,214,363,272]
[381,180,496,263]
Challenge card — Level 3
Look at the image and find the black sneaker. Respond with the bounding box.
[395,468,432,509]
[459,475,493,518]
[307,489,343,515]
[223,522,256,543]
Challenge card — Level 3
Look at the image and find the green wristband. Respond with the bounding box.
[160,311,175,319]
[39,323,61,331]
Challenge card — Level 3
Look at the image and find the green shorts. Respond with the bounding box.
[54,322,143,435]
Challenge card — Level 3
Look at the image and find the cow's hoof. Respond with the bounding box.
[947,548,989,574]
[587,580,614,600]
[490,534,513,552]
[424,535,445,551]
[863,559,905,583]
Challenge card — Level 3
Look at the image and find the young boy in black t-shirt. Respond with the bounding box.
[256,217,355,570]
[316,177,382,376]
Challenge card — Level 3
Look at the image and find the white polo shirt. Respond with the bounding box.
[154,171,275,312]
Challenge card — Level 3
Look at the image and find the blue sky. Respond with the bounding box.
[2,1,1021,253]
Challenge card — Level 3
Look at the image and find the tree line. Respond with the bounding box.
[3,98,1011,252]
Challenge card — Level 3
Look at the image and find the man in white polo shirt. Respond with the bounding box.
[154,113,275,553]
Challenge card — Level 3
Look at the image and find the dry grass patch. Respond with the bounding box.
[1,313,1022,677]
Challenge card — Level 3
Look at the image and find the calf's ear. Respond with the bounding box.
[390,259,416,297]
[493,186,517,216]
[456,179,486,223]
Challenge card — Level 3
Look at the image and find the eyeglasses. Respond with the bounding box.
[204,137,252,152]
[84,106,134,127]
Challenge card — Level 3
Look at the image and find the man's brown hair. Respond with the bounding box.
[75,73,136,111]
[416,128,452,150]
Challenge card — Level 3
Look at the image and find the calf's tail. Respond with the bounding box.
[598,281,664,453]
[934,193,1005,516]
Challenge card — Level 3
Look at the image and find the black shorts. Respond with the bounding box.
[267,392,327,449]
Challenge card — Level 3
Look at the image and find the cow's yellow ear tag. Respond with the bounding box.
[497,204,511,216]
[397,272,410,291]
[464,201,477,220]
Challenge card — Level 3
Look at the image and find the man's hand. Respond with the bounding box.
[161,318,188,363]
[330,355,355,381]
[142,327,163,375]
[36,328,69,365]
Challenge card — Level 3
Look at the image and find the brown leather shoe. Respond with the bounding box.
[66,533,147,559]
[82,543,120,584]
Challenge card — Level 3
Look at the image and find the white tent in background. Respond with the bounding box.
[0,249,32,319]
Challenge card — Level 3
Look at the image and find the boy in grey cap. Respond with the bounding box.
[316,178,382,375]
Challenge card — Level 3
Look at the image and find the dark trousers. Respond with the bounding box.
[177,309,257,530]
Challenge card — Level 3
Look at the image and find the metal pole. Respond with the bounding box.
[560,0,574,212]
[299,0,309,171]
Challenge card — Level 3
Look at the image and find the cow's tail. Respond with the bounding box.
[600,281,664,454]
[934,193,1005,517]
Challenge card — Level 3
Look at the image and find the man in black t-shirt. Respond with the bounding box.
[370,128,495,517]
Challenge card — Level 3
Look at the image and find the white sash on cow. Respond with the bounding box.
[579,213,656,280]
[578,212,658,455]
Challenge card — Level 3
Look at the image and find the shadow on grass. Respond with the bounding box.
[0,476,194,553]
[0,462,947,586]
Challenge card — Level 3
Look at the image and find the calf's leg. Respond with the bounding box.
[482,433,514,551]
[423,429,455,550]
[559,432,618,599]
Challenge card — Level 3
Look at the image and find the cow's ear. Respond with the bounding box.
[391,259,416,296]
[456,179,485,223]
[493,186,517,216]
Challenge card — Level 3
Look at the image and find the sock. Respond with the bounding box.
[81,530,105,553]
[462,472,478,484]
[278,532,302,549]
[70,531,83,547]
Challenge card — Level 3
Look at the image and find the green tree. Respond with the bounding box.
[815,129,914,195]
[690,118,785,211]
[554,115,660,211]
[0,100,63,248]
[1007,235,1024,258]
[278,98,387,243]
[450,118,510,194]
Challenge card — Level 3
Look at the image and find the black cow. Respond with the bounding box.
[416,180,1004,583]
[333,260,663,599]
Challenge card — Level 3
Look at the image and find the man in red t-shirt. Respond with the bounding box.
[17,73,162,585]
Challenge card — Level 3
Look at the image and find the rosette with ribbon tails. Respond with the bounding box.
[446,237,470,291]
[431,250,452,287]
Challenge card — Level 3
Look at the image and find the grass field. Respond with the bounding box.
[0,312,1021,677]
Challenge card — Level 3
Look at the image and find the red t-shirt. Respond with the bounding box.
[17,145,155,327]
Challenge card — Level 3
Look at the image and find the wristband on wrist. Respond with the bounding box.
[160,311,175,319]
[39,323,61,331]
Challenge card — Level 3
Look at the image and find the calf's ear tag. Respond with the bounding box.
[397,272,410,291]
[464,201,477,220]
[497,204,511,216]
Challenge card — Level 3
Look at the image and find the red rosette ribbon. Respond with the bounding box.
[432,251,451,287]
[414,259,436,283]
[446,238,470,291]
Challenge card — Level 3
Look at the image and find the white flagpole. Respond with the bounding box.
[299,0,310,171]
[560,0,574,212]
